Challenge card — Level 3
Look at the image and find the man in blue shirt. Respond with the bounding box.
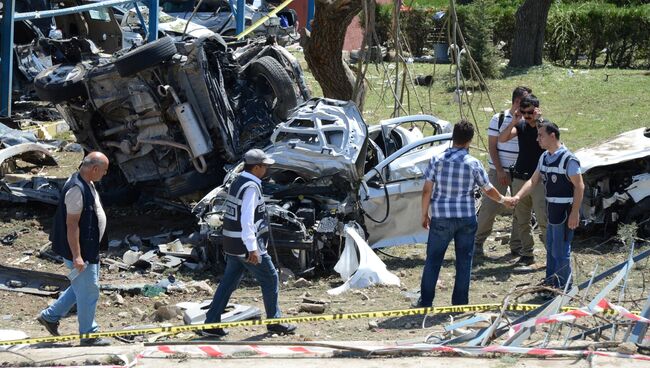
[415,120,516,307]
[513,121,584,290]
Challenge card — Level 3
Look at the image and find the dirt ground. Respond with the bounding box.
[0,151,649,349]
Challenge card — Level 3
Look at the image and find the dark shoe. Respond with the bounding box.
[36,314,60,336]
[515,256,535,266]
[80,337,111,346]
[497,250,520,262]
[197,328,229,337]
[410,297,431,308]
[267,323,297,334]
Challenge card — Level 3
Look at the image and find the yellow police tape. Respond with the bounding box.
[235,0,295,40]
[0,303,631,346]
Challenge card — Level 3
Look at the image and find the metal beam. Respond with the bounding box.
[1,0,16,117]
[10,0,135,21]
[236,0,245,34]
[307,0,314,31]
[147,0,158,41]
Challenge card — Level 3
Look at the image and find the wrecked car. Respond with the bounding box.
[34,28,309,201]
[160,0,300,44]
[575,127,650,236]
[194,98,452,274]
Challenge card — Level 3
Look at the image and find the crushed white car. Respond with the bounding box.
[194,98,452,274]
[575,127,650,236]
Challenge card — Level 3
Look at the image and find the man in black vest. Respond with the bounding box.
[199,149,296,337]
[514,121,583,290]
[36,152,111,346]
[498,95,548,268]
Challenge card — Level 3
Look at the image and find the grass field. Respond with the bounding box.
[301,60,650,154]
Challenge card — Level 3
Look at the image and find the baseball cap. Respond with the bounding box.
[244,149,275,165]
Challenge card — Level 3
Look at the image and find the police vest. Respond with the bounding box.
[221,174,269,255]
[539,149,579,225]
[50,172,102,263]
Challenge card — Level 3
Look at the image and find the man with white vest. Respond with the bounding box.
[513,121,584,290]
[200,149,296,337]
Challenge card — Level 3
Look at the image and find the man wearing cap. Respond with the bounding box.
[199,149,296,337]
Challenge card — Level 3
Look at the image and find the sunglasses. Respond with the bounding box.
[520,109,535,116]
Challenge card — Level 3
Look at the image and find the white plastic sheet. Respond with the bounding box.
[328,223,400,295]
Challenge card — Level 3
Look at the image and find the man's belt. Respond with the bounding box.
[511,170,532,180]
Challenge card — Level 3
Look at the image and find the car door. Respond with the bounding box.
[377,114,452,157]
[360,133,452,249]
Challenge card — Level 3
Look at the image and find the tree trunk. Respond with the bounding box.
[303,0,365,108]
[509,0,552,67]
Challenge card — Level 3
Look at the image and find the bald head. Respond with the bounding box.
[80,151,109,182]
[81,151,109,169]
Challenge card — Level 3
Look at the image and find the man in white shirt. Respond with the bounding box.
[199,149,296,337]
[474,86,530,259]
[37,152,111,346]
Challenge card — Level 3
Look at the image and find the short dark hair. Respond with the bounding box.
[243,163,256,172]
[452,119,475,145]
[519,94,540,109]
[539,120,560,139]
[512,86,532,103]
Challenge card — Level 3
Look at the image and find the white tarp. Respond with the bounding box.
[327,223,400,295]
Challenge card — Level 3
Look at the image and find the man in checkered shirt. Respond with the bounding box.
[414,120,516,308]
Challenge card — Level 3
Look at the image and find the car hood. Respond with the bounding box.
[265,98,368,183]
[576,127,650,173]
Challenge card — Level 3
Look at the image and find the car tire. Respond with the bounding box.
[248,56,299,120]
[34,63,87,103]
[114,36,177,77]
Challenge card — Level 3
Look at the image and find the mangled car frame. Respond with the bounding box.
[195,98,452,274]
[35,32,309,200]
[576,127,650,236]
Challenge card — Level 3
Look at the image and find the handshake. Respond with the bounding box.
[500,195,519,208]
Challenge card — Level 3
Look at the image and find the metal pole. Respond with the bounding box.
[1,0,16,117]
[147,0,158,41]
[133,1,148,38]
[11,0,135,20]
[307,0,314,31]
[236,0,245,35]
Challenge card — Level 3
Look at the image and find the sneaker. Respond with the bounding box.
[197,328,229,337]
[267,323,297,334]
[80,337,111,346]
[36,314,60,336]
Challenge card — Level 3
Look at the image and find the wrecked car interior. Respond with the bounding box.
[194,98,453,274]
[576,127,650,237]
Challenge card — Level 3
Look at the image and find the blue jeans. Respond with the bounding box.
[545,222,573,289]
[205,253,281,323]
[40,259,100,334]
[420,216,477,307]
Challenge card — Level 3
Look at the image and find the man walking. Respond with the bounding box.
[514,121,584,289]
[498,95,548,268]
[415,120,515,308]
[37,152,111,346]
[200,149,296,337]
[474,86,530,258]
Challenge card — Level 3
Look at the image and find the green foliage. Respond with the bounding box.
[545,3,650,67]
[402,6,436,56]
[460,0,501,79]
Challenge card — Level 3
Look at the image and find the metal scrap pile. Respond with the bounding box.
[409,243,650,360]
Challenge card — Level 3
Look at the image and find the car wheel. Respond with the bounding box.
[114,36,177,77]
[96,165,140,206]
[34,63,87,103]
[248,56,299,120]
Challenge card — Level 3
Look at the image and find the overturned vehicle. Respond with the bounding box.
[194,98,452,274]
[576,127,650,237]
[35,33,309,200]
